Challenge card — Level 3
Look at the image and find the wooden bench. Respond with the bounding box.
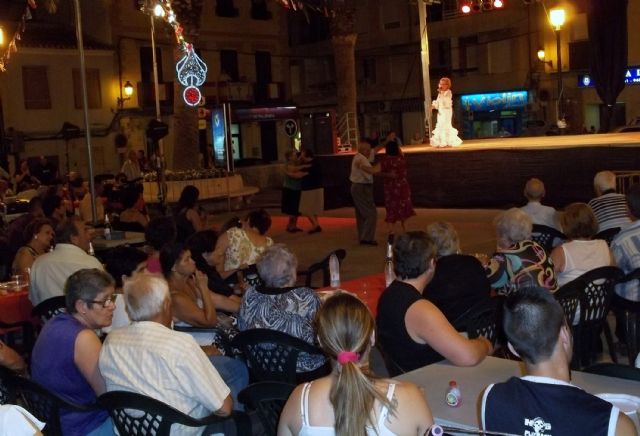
[142,174,259,207]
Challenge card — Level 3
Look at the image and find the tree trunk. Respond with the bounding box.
[171,0,203,170]
[331,33,358,126]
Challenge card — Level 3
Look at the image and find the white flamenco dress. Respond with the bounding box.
[431,90,462,147]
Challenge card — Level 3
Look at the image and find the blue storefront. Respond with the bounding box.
[459,90,528,138]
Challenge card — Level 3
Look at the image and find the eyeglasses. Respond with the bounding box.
[85,294,117,308]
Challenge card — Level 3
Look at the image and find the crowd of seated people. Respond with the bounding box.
[2,170,640,436]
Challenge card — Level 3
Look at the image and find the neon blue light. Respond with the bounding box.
[460,91,528,112]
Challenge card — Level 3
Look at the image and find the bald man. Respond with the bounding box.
[520,178,559,230]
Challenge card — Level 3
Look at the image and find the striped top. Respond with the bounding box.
[588,192,631,232]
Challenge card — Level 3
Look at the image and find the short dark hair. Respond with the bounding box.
[23,218,52,242]
[42,194,62,218]
[177,185,199,210]
[65,268,115,313]
[393,231,436,279]
[503,287,565,364]
[104,246,148,288]
[627,183,640,218]
[160,243,188,279]
[55,216,82,244]
[145,217,176,251]
[186,230,218,270]
[121,187,141,209]
[246,209,271,235]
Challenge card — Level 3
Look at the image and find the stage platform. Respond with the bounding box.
[316,132,640,209]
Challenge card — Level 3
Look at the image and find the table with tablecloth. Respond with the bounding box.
[0,290,32,326]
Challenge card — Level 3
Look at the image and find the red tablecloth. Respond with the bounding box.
[319,273,386,316]
[0,290,33,325]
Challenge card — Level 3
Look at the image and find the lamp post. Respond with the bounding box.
[549,8,565,124]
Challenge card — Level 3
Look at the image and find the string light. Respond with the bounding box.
[0,1,36,72]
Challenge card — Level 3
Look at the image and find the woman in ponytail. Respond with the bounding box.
[278,292,434,436]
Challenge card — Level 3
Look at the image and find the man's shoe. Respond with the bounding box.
[360,240,378,246]
[308,226,322,234]
[286,227,303,233]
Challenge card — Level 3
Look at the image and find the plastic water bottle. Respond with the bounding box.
[88,242,95,257]
[445,380,461,407]
[329,254,340,288]
[104,214,112,240]
[384,234,395,287]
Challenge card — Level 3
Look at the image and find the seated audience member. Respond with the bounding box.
[481,287,635,436]
[520,178,559,230]
[213,209,273,282]
[103,246,149,331]
[175,185,205,243]
[7,196,43,257]
[377,232,492,372]
[487,208,558,296]
[99,275,233,436]
[186,230,241,309]
[551,203,613,286]
[0,340,26,374]
[29,216,104,305]
[424,222,492,327]
[612,183,640,302]
[588,170,631,232]
[31,269,116,436]
[78,177,105,224]
[238,244,324,373]
[117,187,148,231]
[278,293,434,436]
[11,218,54,274]
[42,194,67,230]
[14,159,39,193]
[161,244,249,406]
[144,216,177,274]
[611,184,640,343]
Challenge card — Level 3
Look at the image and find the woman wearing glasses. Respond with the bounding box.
[31,268,116,436]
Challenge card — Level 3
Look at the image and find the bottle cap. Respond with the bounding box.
[449,380,457,386]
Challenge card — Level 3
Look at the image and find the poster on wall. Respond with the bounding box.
[211,104,232,172]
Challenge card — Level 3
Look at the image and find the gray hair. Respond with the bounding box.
[426,222,460,257]
[256,244,298,288]
[65,268,115,313]
[123,275,170,322]
[593,171,616,195]
[494,208,532,247]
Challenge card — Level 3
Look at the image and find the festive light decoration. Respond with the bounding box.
[0,0,37,72]
[144,1,208,106]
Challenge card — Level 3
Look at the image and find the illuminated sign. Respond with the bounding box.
[460,91,528,112]
[211,106,228,169]
[578,66,640,87]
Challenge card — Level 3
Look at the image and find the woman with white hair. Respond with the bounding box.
[237,244,325,373]
[424,222,491,326]
[487,208,558,296]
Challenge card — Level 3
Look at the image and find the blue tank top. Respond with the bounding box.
[31,313,109,436]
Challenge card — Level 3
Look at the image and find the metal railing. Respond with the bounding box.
[615,171,640,194]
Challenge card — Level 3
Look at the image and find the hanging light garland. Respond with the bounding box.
[148,0,207,106]
[0,0,38,72]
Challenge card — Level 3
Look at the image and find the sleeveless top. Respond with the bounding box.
[223,227,273,271]
[557,239,611,286]
[376,281,444,371]
[175,209,196,243]
[482,376,618,436]
[299,382,397,436]
[31,313,109,436]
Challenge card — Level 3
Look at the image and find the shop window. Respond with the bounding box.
[72,68,102,109]
[251,0,271,20]
[22,66,51,110]
[216,0,239,17]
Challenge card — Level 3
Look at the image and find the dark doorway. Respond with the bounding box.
[260,121,278,162]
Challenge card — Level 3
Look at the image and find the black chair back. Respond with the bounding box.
[298,249,347,288]
[611,267,640,364]
[9,374,95,436]
[554,283,580,327]
[531,224,566,253]
[594,227,621,245]
[31,296,67,324]
[99,390,250,436]
[461,298,501,347]
[231,329,328,384]
[565,266,624,369]
[0,366,17,405]
[238,382,295,436]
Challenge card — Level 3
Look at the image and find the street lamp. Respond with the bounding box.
[549,8,565,123]
[537,49,552,68]
[117,80,134,109]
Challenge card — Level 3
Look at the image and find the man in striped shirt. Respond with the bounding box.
[588,171,631,232]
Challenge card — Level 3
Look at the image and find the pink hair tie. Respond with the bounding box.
[337,351,360,365]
